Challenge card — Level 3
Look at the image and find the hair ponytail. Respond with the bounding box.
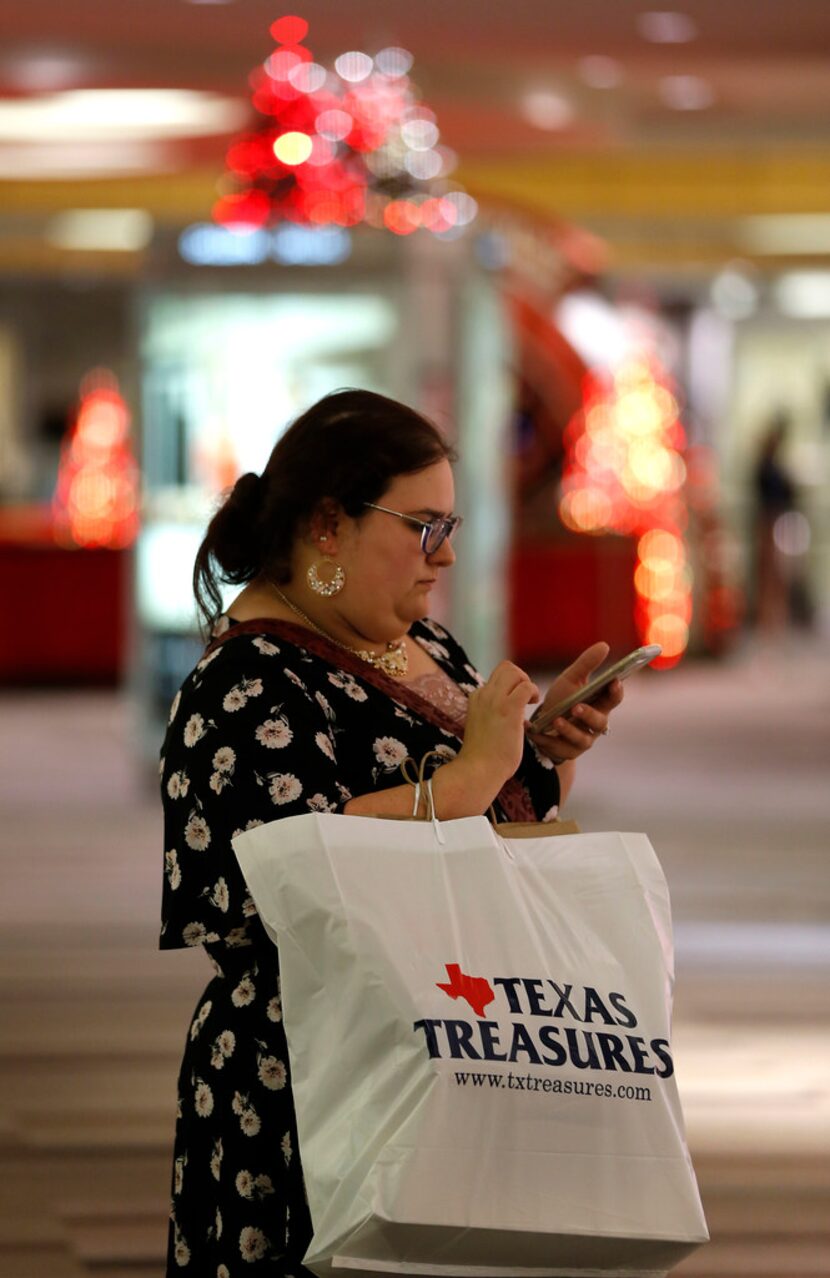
[193,472,266,632]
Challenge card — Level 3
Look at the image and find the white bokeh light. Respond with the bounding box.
[375,47,414,78]
[520,90,575,130]
[334,52,373,83]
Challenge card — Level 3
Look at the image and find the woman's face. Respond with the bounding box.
[335,459,457,639]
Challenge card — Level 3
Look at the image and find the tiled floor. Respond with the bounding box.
[1,632,828,1276]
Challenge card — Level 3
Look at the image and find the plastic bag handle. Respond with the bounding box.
[400,752,498,833]
[399,752,448,844]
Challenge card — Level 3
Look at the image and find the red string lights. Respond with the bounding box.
[52,371,139,550]
[559,359,692,667]
[213,16,477,237]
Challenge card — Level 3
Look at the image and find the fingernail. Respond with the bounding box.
[573,705,585,717]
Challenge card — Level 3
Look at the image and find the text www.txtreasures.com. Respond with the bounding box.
[453,1070,653,1102]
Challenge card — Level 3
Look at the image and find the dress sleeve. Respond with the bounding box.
[159,637,343,951]
[516,738,562,823]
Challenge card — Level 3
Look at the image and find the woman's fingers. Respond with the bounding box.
[489,659,536,693]
[483,660,540,709]
[512,677,541,707]
[589,678,625,714]
[561,641,609,687]
[569,700,611,735]
[549,679,624,737]
[462,662,542,783]
[548,717,597,750]
[529,688,621,759]
[527,669,624,765]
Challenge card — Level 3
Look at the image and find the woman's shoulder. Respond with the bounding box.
[191,624,291,684]
[163,623,319,730]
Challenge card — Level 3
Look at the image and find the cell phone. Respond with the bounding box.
[528,644,662,735]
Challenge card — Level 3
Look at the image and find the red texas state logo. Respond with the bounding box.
[436,963,495,1017]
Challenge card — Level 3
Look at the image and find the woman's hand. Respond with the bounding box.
[347,662,538,822]
[526,641,624,766]
[457,660,540,792]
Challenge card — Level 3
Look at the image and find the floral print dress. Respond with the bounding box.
[160,617,560,1276]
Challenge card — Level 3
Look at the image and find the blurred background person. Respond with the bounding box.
[753,411,815,634]
[753,411,797,631]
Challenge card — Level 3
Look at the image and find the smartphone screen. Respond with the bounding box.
[528,644,661,735]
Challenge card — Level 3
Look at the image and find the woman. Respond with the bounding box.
[160,388,622,1275]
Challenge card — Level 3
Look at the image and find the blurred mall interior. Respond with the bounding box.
[0,1,828,1274]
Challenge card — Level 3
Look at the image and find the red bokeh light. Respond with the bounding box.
[270,15,309,45]
[419,196,457,233]
[52,382,139,550]
[266,46,312,82]
[383,200,420,235]
[213,189,271,229]
[216,17,475,239]
[560,361,694,663]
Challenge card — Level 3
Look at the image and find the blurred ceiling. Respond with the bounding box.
[1,0,829,278]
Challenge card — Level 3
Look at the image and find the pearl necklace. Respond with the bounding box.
[270,584,409,679]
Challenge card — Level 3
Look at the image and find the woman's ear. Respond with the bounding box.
[307,498,341,550]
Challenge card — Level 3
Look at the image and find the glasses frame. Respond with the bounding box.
[363,502,463,555]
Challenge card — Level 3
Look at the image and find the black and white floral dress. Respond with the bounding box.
[160,617,560,1276]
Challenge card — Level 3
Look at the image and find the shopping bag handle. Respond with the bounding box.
[400,752,503,843]
[401,752,499,825]
[399,753,580,840]
[399,752,448,844]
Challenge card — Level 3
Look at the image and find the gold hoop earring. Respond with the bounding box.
[307,560,346,597]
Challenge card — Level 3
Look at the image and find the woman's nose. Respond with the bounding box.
[428,536,456,566]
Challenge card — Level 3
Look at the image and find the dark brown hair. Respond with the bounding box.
[193,388,456,632]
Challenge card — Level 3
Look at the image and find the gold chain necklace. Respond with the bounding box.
[270,584,409,679]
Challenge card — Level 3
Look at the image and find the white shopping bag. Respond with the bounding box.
[234,813,708,1278]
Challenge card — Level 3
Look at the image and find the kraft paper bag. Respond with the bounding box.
[234,813,708,1278]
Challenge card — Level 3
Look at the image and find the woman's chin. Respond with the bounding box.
[398,597,430,624]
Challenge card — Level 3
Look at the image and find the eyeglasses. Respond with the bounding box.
[364,502,463,555]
